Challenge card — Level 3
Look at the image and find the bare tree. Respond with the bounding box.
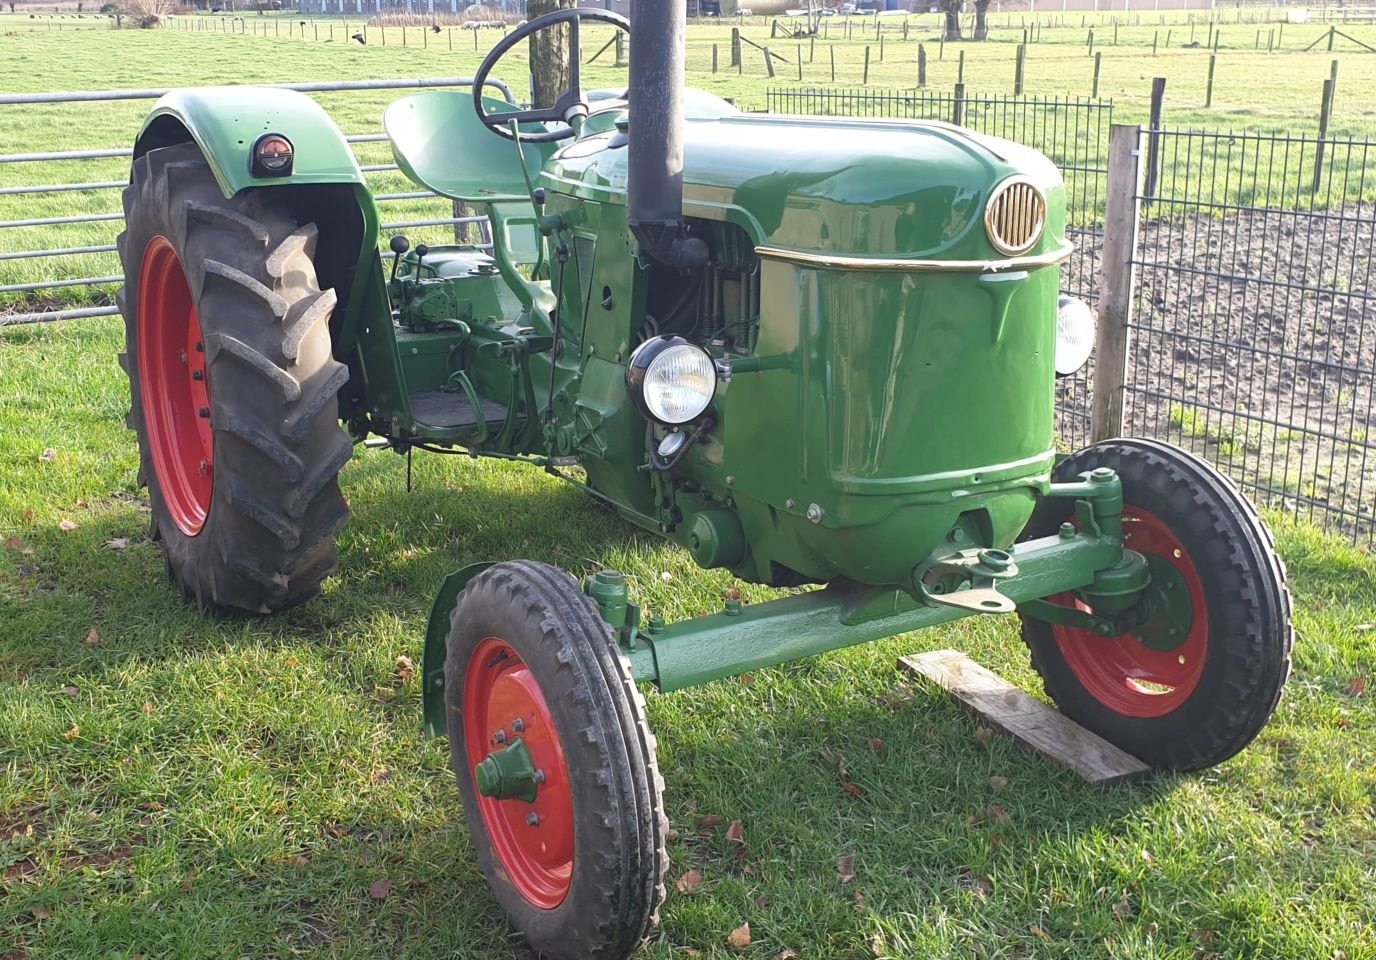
[973,0,991,41]
[527,0,576,109]
[941,0,962,42]
[125,0,176,24]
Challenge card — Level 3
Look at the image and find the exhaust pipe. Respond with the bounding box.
[627,0,708,269]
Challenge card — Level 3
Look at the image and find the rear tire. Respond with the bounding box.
[117,143,352,614]
[1019,439,1293,771]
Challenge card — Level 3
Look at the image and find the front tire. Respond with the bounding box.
[117,143,352,614]
[444,561,667,960]
[1020,438,1293,771]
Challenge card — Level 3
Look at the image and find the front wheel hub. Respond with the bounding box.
[474,738,540,802]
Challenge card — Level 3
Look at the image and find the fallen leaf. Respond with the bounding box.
[867,738,884,753]
[869,930,888,956]
[4,535,23,551]
[675,868,703,894]
[368,878,392,900]
[989,776,1009,792]
[841,782,865,798]
[39,448,56,462]
[141,702,154,715]
[1346,676,1366,697]
[666,827,680,842]
[23,508,34,523]
[1111,890,1134,919]
[697,814,722,830]
[986,804,1012,825]
[1141,848,1156,866]
[660,571,673,582]
[725,584,743,601]
[394,655,415,682]
[725,820,745,844]
[62,724,80,741]
[288,854,311,867]
[1030,924,1053,942]
[31,905,52,920]
[682,950,702,958]
[58,519,78,532]
[372,768,392,783]
[83,628,101,646]
[778,950,799,960]
[837,854,856,884]
[103,537,130,551]
[972,875,993,898]
[58,686,79,698]
[875,683,914,710]
[754,894,770,908]
[1355,623,1374,632]
[974,725,995,744]
[726,922,751,949]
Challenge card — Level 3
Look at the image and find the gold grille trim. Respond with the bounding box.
[983,177,1047,256]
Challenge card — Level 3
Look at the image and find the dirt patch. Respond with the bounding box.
[1075,202,1376,537]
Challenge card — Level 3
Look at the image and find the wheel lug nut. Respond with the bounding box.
[194,341,204,352]
[198,408,210,418]
[192,370,204,381]
[512,718,525,732]
[526,812,540,827]
[533,769,546,784]
[493,730,507,744]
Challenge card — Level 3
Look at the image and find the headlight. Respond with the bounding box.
[627,336,717,425]
[1055,295,1095,377]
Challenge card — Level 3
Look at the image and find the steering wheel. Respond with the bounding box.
[473,9,631,143]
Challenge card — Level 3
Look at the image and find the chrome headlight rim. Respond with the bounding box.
[626,335,718,426]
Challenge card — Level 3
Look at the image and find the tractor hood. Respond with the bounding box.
[544,102,1065,262]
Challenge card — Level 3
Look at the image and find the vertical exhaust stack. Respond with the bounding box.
[628,0,708,269]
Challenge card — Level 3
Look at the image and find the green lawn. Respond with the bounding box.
[3,14,1376,959]
[3,309,1376,959]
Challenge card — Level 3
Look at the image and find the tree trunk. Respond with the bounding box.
[942,0,963,42]
[528,0,576,109]
[973,0,990,41]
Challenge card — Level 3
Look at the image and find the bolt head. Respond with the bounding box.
[785,498,796,509]
[806,503,823,523]
[493,730,507,744]
[525,812,540,826]
[512,718,525,733]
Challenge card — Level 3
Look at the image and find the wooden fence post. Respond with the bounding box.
[1092,124,1146,443]
[712,43,719,72]
[1205,54,1216,107]
[952,81,966,125]
[1143,77,1166,205]
[1014,44,1026,94]
[1093,51,1102,97]
[764,46,776,78]
[918,43,927,88]
[1314,77,1335,195]
[731,27,741,67]
[863,45,871,85]
[797,44,803,81]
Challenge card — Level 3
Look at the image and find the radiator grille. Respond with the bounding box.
[984,178,1046,256]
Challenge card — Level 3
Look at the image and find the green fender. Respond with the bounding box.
[134,87,365,197]
[422,561,496,738]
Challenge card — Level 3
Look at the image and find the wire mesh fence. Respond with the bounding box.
[1129,128,1376,542]
[765,86,1114,450]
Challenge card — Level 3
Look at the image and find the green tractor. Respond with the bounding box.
[116,6,1291,958]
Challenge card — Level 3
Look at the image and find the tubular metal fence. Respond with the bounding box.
[766,86,1114,450]
[0,77,507,326]
[1127,128,1376,541]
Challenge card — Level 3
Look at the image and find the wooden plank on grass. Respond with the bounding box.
[899,650,1150,786]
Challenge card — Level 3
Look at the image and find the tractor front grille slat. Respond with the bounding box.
[984,178,1046,256]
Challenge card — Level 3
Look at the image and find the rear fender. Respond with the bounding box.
[134,87,366,196]
[422,562,496,738]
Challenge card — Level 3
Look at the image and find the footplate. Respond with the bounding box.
[915,548,1019,615]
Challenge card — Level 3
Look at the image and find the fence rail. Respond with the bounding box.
[0,77,511,326]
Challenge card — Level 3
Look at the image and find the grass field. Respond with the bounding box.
[3,11,1376,960]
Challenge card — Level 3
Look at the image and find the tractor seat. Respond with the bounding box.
[384,91,555,204]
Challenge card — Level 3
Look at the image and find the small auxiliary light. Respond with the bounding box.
[251,133,294,178]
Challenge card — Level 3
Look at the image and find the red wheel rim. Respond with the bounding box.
[1050,507,1208,718]
[464,636,574,909]
[137,236,213,536]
